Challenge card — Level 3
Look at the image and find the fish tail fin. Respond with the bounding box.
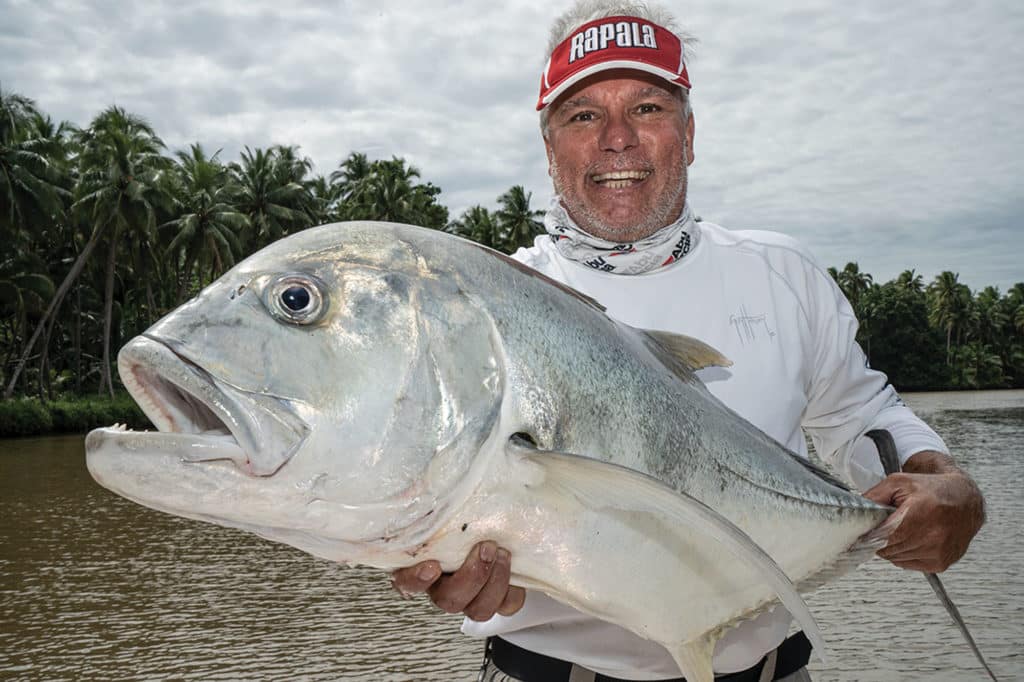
[926,573,1000,681]
[865,429,999,681]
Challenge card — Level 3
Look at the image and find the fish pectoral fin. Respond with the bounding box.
[511,440,827,663]
[671,636,717,682]
[642,329,733,371]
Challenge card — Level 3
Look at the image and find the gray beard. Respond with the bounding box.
[549,159,688,242]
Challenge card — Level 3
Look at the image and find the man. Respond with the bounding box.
[393,2,986,680]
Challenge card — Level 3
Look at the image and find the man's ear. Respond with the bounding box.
[686,112,696,166]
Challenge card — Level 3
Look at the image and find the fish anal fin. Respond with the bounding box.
[508,438,826,661]
[670,636,717,682]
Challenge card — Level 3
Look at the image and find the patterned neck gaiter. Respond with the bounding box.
[544,198,698,274]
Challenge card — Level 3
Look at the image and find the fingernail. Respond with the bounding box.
[417,564,440,581]
[479,543,496,563]
[497,548,510,563]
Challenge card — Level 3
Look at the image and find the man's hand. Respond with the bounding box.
[390,541,526,621]
[864,450,985,573]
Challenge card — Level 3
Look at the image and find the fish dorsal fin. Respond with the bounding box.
[642,329,732,372]
[786,452,852,492]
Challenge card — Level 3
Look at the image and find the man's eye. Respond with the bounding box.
[637,103,661,114]
[570,111,596,122]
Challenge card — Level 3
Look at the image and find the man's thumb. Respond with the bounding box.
[863,474,900,506]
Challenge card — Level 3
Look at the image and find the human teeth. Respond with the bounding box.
[592,170,650,183]
[592,171,650,188]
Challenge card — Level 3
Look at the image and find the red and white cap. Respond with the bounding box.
[537,15,691,111]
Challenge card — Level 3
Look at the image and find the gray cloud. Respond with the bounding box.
[2,0,1020,291]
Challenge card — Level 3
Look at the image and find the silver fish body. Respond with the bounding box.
[86,221,890,681]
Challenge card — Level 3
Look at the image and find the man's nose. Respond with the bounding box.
[598,113,639,152]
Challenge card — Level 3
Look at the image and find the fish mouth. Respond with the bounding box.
[108,334,308,476]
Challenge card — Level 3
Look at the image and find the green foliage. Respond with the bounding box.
[1,86,1021,413]
[842,262,1024,390]
[0,394,149,437]
[48,394,150,433]
[0,398,53,436]
[447,185,543,254]
[858,277,947,390]
[332,154,449,229]
[0,86,72,240]
[161,144,248,292]
[230,145,313,250]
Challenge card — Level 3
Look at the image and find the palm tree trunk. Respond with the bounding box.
[38,309,60,401]
[37,337,48,401]
[98,235,117,399]
[74,285,82,394]
[176,255,194,304]
[3,225,106,399]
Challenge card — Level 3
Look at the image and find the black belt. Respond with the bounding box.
[488,631,812,682]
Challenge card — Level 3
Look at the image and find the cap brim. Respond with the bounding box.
[537,60,688,111]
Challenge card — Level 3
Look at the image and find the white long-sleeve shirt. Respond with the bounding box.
[462,219,948,679]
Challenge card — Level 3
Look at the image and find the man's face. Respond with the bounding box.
[543,70,695,242]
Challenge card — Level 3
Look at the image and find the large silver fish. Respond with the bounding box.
[86,221,894,682]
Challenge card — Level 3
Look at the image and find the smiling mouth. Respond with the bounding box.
[591,170,651,188]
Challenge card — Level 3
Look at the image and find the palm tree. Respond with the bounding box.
[1008,282,1024,307]
[351,157,421,222]
[495,185,544,253]
[972,286,1006,347]
[0,253,55,389]
[333,155,448,227]
[329,151,370,199]
[4,106,169,399]
[1006,283,1024,335]
[928,271,972,366]
[162,144,248,299]
[836,262,873,317]
[896,269,924,293]
[306,174,341,226]
[447,205,501,249]
[1005,284,1024,343]
[0,87,70,241]
[75,107,171,396]
[230,146,311,252]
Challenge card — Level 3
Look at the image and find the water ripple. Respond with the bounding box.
[2,391,1021,680]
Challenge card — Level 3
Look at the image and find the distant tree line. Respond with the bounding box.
[1,88,1020,401]
[828,263,1023,391]
[1,88,544,401]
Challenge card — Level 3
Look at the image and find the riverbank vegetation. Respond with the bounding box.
[3,88,1022,421]
[0,394,147,437]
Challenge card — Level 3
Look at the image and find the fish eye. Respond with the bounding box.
[266,274,328,325]
[281,286,310,312]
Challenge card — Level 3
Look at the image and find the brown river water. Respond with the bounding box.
[1,390,1021,681]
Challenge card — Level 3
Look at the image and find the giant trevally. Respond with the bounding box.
[87,221,921,681]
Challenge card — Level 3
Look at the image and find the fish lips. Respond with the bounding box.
[114,334,309,477]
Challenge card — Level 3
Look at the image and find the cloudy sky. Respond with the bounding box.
[3,0,1021,291]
